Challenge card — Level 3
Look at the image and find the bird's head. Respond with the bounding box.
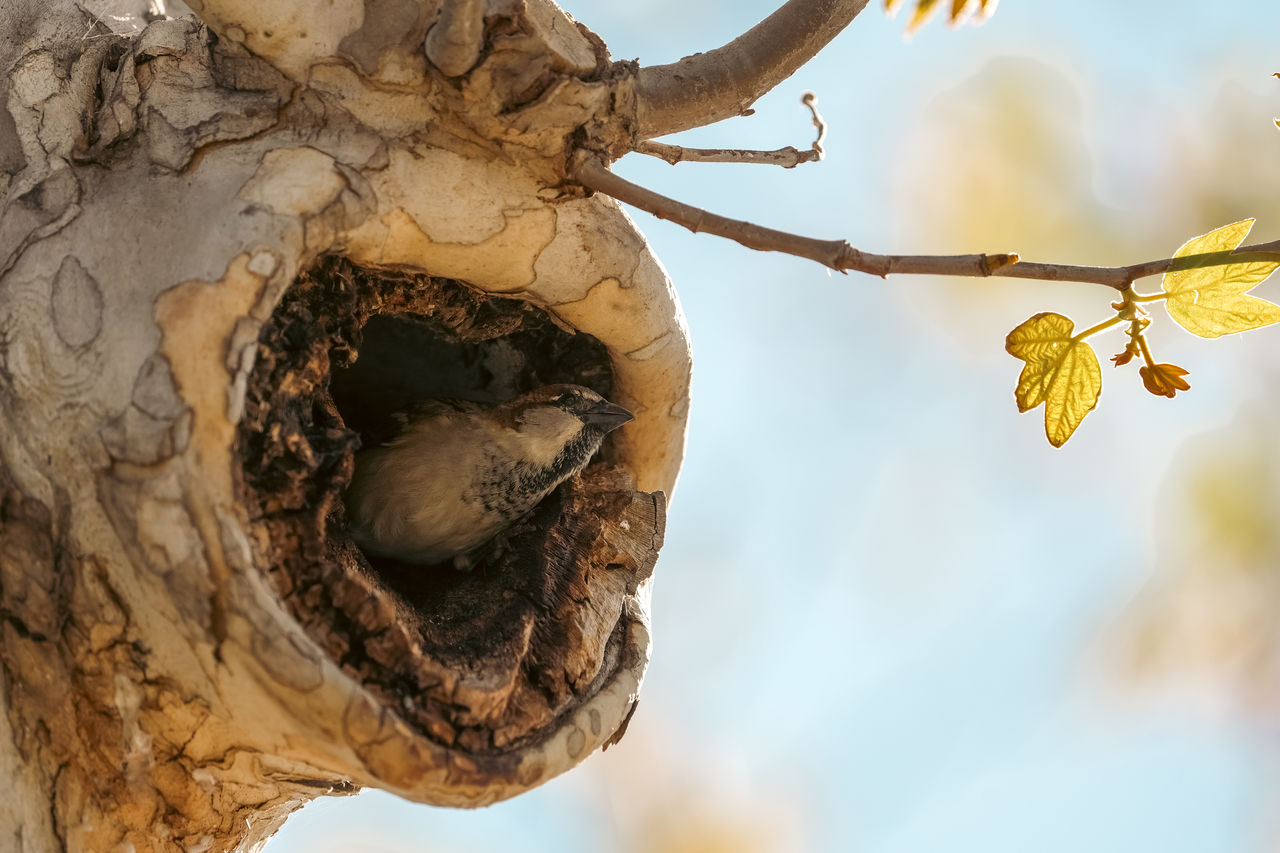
[501,384,633,462]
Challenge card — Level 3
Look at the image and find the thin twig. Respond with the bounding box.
[804,91,827,159]
[635,140,819,168]
[635,0,871,139]
[635,92,828,169]
[994,247,1280,288]
[571,154,1280,289]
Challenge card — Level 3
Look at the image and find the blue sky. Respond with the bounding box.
[270,3,1280,851]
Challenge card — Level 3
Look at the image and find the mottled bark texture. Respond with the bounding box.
[0,0,684,848]
[0,0,857,846]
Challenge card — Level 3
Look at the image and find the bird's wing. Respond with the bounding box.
[384,398,487,440]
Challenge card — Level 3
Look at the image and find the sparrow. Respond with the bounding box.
[344,384,634,567]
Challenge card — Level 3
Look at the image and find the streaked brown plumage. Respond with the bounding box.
[344,384,633,566]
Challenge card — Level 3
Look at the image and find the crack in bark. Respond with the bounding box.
[0,609,48,643]
[271,777,358,793]
[48,761,66,853]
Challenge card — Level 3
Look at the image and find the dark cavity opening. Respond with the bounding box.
[234,256,659,755]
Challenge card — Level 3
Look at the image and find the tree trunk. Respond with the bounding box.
[0,0,698,848]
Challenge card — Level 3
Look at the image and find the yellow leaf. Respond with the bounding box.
[977,0,998,17]
[885,0,907,15]
[950,0,975,22]
[1005,312,1102,447]
[1162,219,1280,338]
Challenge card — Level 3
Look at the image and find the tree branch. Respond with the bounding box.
[635,92,827,168]
[570,154,1280,288]
[635,0,870,140]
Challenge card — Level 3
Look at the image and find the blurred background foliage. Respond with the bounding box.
[1116,402,1280,714]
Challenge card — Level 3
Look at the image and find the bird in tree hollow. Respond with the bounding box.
[344,384,634,568]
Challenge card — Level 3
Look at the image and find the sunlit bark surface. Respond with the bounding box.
[0,0,706,848]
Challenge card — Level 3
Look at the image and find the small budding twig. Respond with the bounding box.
[635,92,827,168]
[805,91,827,159]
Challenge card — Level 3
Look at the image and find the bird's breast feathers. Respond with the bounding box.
[344,385,627,565]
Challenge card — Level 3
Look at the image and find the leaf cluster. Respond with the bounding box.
[1007,220,1280,446]
[885,0,997,35]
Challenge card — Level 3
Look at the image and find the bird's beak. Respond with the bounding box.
[582,401,634,432]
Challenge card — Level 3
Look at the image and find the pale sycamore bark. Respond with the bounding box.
[0,0,856,849]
